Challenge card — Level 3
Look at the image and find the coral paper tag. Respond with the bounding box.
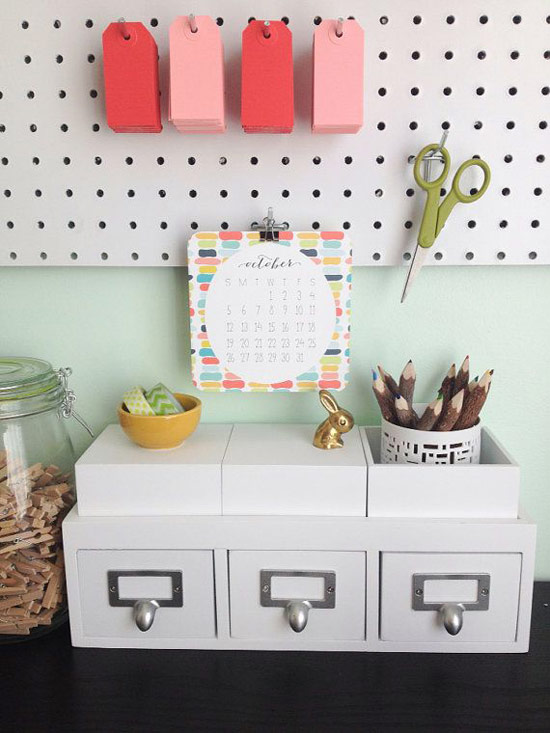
[241,20,294,133]
[312,19,364,133]
[102,22,162,133]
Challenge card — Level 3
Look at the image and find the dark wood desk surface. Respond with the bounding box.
[3,583,550,732]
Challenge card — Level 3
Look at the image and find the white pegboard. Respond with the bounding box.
[0,0,548,266]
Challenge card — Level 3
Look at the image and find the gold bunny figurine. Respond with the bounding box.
[313,390,355,450]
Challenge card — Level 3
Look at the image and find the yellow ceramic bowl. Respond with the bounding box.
[118,393,202,449]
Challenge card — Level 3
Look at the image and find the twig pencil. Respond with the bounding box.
[467,376,479,393]
[398,360,416,405]
[453,370,492,430]
[378,365,400,397]
[417,394,444,430]
[372,370,397,423]
[439,363,456,407]
[454,355,469,395]
[395,394,417,428]
[435,389,464,431]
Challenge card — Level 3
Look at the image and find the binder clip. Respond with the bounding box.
[251,207,289,241]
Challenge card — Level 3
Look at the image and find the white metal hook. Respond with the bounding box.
[263,20,271,38]
[189,13,198,33]
[336,17,345,37]
[117,17,130,40]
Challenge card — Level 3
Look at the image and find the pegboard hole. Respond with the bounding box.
[502,187,511,196]
[250,156,259,165]
[379,51,388,60]
[250,189,259,198]
[534,187,543,196]
[90,89,98,98]
[127,189,135,198]
[443,87,452,96]
[9,251,17,259]
[467,220,476,229]
[499,220,508,228]
[129,221,137,229]
[312,189,321,198]
[24,55,32,64]
[477,50,487,60]
[504,154,513,163]
[343,189,352,198]
[465,251,474,261]
[344,156,353,164]
[96,189,104,197]
[510,50,520,60]
[59,90,66,99]
[65,189,73,197]
[160,221,168,229]
[247,17,255,24]
[85,19,94,28]
[476,87,485,96]
[27,90,35,99]
[67,221,75,229]
[375,189,384,198]
[409,121,418,130]
[379,16,389,25]
[410,87,419,96]
[434,252,443,261]
[53,20,61,29]
[281,17,289,25]
[406,188,415,197]
[312,221,320,230]
[543,87,550,96]
[372,252,381,261]
[190,222,198,230]
[157,156,165,165]
[446,15,455,24]
[40,251,47,259]
[1,158,8,165]
[150,18,158,28]
[158,189,166,198]
[544,51,550,60]
[34,189,42,197]
[403,252,412,261]
[37,221,45,229]
[189,190,197,198]
[282,189,290,198]
[373,221,382,229]
[94,156,102,165]
[441,121,451,130]
[512,15,522,24]
[0,125,6,133]
[21,21,29,29]
[187,156,196,165]
[313,156,321,164]
[220,222,229,230]
[506,121,515,129]
[87,54,95,63]
[101,252,108,260]
[216,17,224,26]
[376,156,385,164]
[404,221,413,229]
[531,220,540,228]
[529,251,538,260]
[411,51,420,61]
[413,16,422,25]
[378,87,387,96]
[131,252,139,260]
[497,251,506,260]
[219,156,227,165]
[479,15,488,24]
[343,222,351,230]
[92,123,100,132]
[98,221,106,229]
[474,121,483,130]
[313,16,322,26]
[60,123,68,132]
[6,221,14,229]
[536,154,545,163]
[70,252,78,260]
[161,253,169,261]
[29,123,37,132]
[445,51,454,60]
[220,189,228,198]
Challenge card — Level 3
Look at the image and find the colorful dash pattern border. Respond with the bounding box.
[188,231,352,392]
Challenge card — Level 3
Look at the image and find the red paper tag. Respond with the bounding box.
[241,20,294,133]
[102,22,162,133]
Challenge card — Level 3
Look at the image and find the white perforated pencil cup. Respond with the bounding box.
[380,404,481,465]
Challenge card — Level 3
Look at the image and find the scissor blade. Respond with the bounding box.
[401,245,428,303]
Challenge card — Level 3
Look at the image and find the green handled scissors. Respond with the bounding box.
[401,143,491,302]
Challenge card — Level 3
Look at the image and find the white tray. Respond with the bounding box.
[361,426,519,519]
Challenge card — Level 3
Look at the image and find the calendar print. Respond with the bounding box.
[188,230,352,392]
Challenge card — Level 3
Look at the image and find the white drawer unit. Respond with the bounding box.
[76,550,216,644]
[228,551,366,642]
[380,553,522,644]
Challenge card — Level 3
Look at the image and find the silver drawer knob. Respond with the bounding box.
[133,600,160,632]
[286,600,312,633]
[439,603,465,636]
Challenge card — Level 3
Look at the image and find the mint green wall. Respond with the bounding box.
[1,266,548,576]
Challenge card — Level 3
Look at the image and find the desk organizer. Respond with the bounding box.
[63,422,535,652]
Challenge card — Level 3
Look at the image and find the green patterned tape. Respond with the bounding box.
[145,383,184,415]
[123,386,155,416]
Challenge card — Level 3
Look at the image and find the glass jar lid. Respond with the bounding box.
[0,357,64,418]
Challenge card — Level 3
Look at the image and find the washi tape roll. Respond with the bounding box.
[123,386,155,416]
[145,383,184,415]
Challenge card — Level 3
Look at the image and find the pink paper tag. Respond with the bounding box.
[312,19,364,133]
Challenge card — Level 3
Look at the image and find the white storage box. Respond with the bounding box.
[362,426,520,519]
[222,424,367,516]
[75,424,232,516]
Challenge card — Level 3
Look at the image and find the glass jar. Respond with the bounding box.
[0,357,86,642]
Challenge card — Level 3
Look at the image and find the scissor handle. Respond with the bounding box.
[435,158,491,238]
[451,158,491,202]
[413,144,451,190]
